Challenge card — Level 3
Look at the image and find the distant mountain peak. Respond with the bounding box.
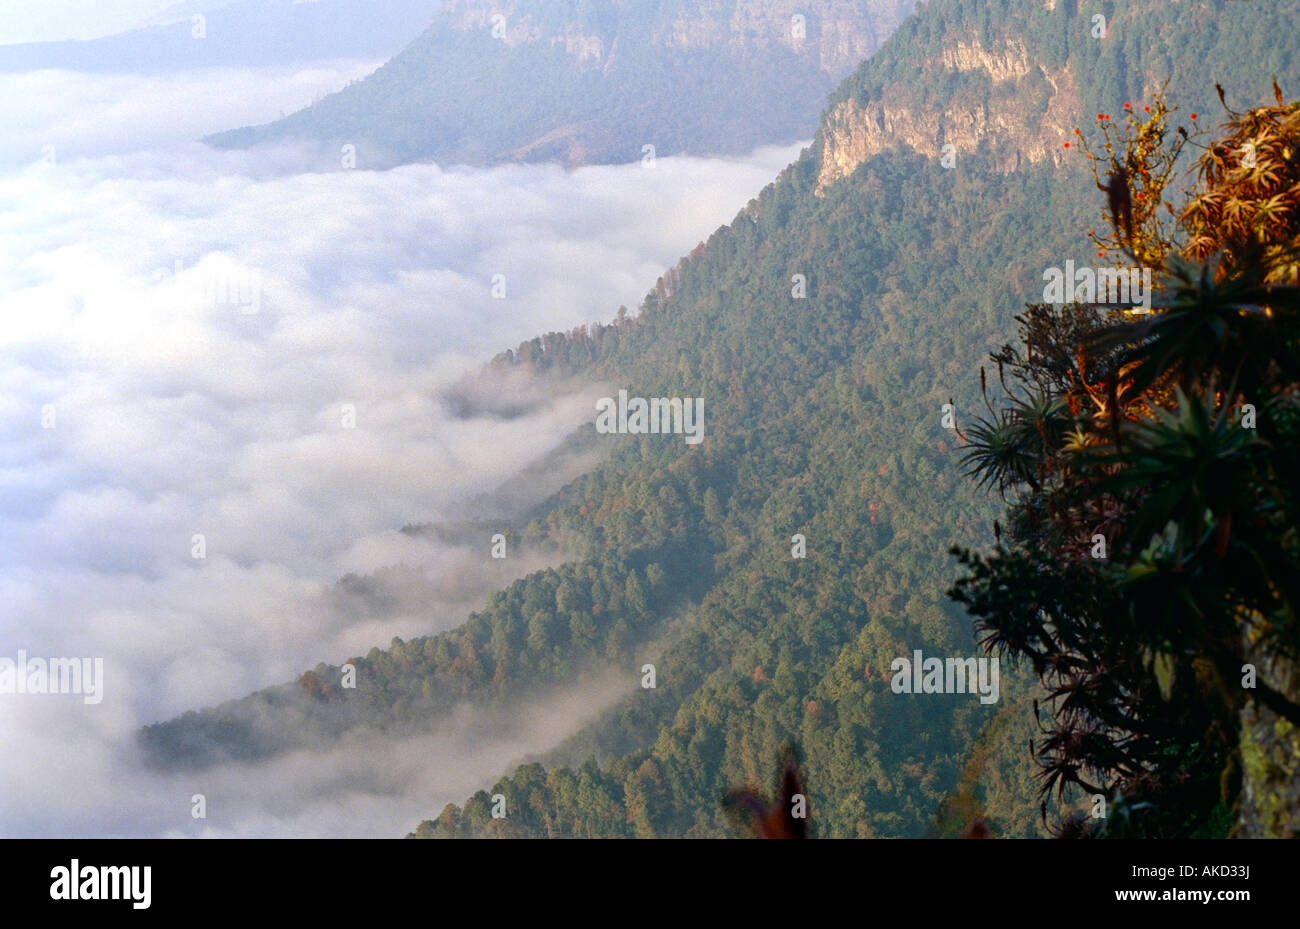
[205,0,917,168]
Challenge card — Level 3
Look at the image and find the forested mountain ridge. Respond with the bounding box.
[143,0,1300,838]
[815,0,1293,188]
[204,0,915,167]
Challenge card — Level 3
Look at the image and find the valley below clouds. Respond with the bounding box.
[0,59,803,836]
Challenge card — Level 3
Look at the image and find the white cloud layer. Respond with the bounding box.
[0,62,385,168]
[0,63,803,836]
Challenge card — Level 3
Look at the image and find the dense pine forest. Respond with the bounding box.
[142,0,1300,838]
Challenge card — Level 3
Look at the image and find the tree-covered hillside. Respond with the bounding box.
[144,0,1300,838]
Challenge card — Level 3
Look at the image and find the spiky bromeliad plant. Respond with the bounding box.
[949,84,1300,837]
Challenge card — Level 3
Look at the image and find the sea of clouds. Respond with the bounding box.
[0,56,804,836]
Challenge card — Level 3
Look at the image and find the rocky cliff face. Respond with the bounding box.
[808,0,1289,197]
[816,36,1078,193]
[1239,653,1300,837]
[438,0,914,77]
[651,0,907,75]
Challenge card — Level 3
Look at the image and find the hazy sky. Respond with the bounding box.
[0,1,194,44]
[0,49,805,836]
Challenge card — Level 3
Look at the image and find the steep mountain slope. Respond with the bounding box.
[408,0,1300,838]
[204,0,915,167]
[0,0,441,72]
[143,0,1300,838]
